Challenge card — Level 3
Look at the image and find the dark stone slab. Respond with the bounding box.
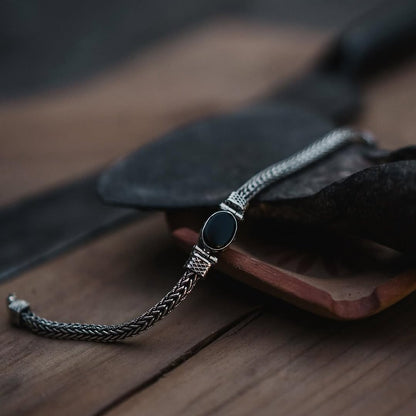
[98,103,416,252]
[253,159,416,253]
[98,104,336,209]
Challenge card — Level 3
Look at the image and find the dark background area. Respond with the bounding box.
[0,0,384,99]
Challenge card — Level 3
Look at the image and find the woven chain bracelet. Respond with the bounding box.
[7,128,374,342]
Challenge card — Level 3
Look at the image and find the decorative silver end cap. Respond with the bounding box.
[219,192,247,221]
[184,245,218,277]
[7,294,31,327]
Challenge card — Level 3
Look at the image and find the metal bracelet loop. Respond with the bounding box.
[6,128,374,342]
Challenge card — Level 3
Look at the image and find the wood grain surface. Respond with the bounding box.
[169,222,416,320]
[105,299,416,416]
[1,18,416,416]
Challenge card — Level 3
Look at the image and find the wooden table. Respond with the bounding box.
[1,19,416,416]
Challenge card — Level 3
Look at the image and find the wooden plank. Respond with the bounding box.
[171,223,416,320]
[0,174,138,281]
[0,213,260,416]
[0,21,326,206]
[104,296,416,416]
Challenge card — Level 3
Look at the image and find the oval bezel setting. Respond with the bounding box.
[201,210,238,252]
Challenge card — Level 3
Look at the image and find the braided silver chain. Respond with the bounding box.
[237,128,368,201]
[8,270,200,342]
[7,128,373,342]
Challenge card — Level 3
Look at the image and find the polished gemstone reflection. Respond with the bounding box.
[202,211,237,250]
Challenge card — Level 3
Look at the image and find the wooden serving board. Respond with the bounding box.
[167,210,416,320]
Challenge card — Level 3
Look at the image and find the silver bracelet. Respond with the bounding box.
[7,128,374,342]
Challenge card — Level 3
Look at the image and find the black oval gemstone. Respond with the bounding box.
[202,211,237,251]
